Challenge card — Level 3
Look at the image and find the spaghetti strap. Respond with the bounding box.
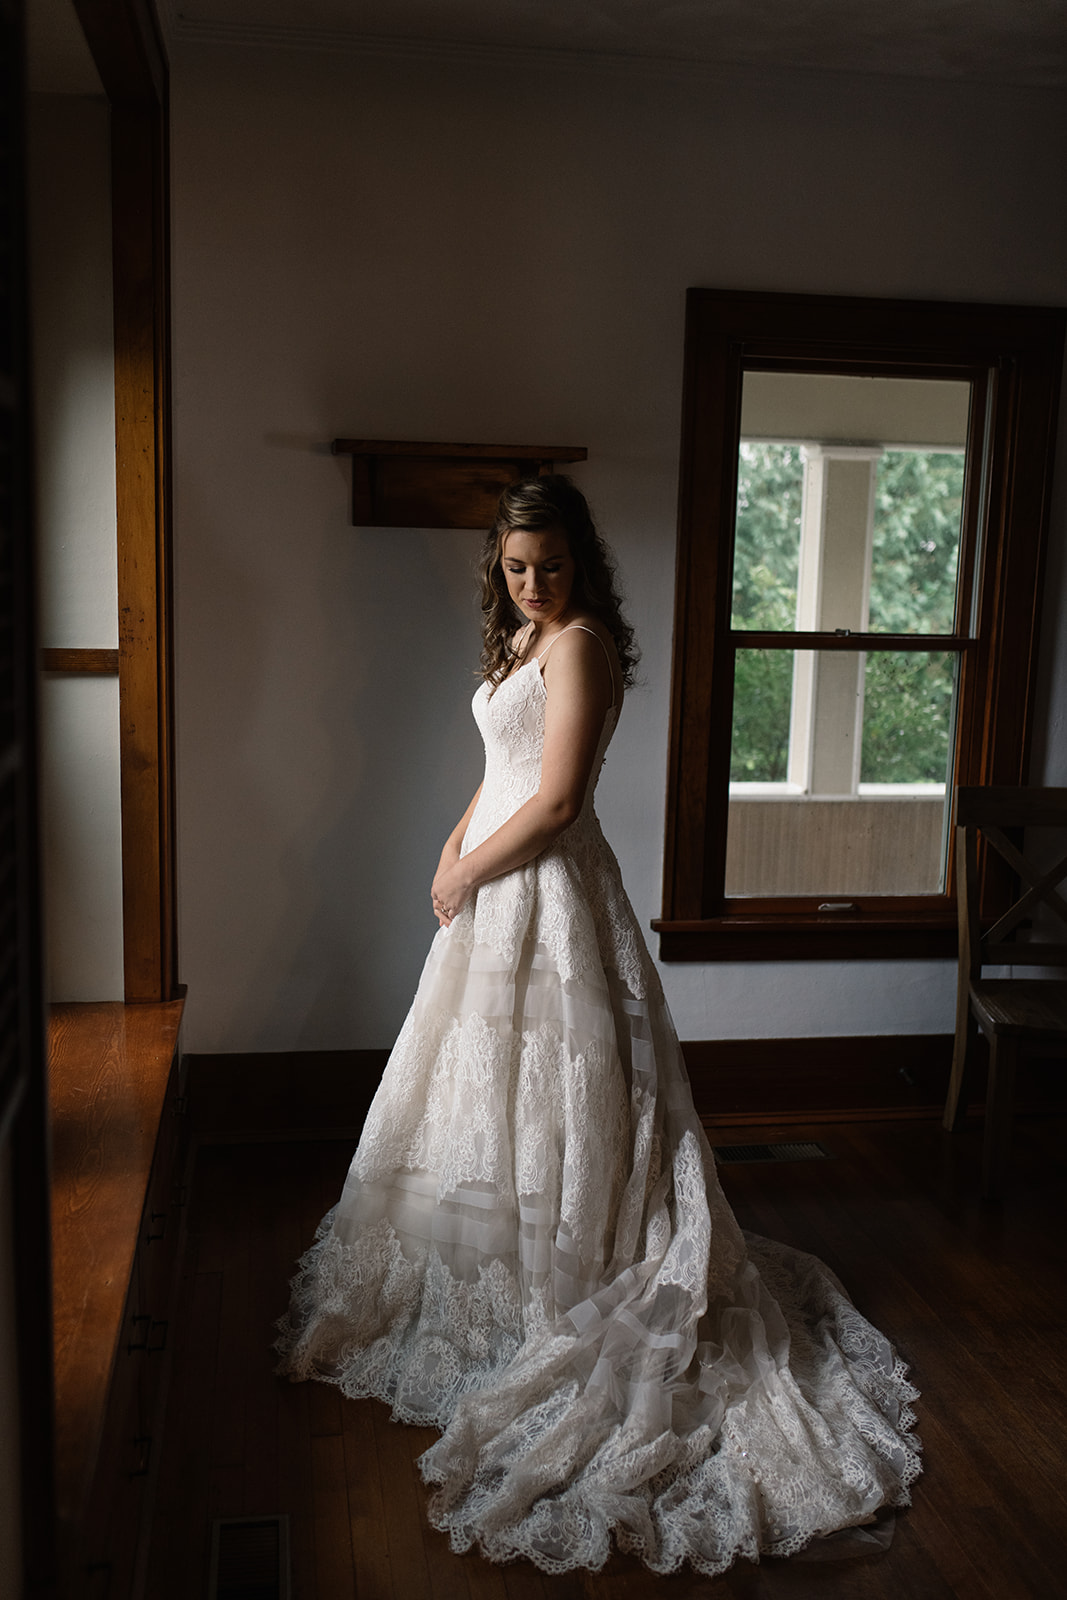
[512,619,536,658]
[537,623,617,706]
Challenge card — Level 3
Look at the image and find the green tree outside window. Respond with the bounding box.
[730,444,802,782]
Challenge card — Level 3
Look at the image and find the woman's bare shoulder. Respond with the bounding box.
[545,616,621,698]
[560,615,617,655]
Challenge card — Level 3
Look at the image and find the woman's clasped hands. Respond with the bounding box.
[431,858,473,928]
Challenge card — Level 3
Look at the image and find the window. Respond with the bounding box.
[655,290,1065,960]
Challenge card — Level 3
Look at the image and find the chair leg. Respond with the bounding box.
[982,1035,1018,1201]
[944,1003,978,1133]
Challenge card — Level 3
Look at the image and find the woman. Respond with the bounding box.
[276,476,921,1577]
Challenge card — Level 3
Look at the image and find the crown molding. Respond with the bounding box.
[169,17,739,79]
[167,15,1067,89]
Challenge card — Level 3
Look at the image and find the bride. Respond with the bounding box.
[275,475,921,1577]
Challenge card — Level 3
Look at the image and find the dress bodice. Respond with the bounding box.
[451,650,645,999]
[464,657,619,853]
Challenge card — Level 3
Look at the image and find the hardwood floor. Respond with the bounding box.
[145,1116,1067,1600]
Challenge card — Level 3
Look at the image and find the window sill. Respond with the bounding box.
[727,784,946,800]
[50,998,186,1527]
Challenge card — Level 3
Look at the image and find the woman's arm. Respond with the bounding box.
[431,629,613,925]
[438,783,483,866]
[431,784,483,926]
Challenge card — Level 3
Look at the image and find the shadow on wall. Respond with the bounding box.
[179,453,485,1054]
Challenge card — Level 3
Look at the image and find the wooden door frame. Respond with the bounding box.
[73,0,176,1001]
[6,3,59,1589]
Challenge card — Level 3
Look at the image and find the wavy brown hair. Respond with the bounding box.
[478,475,639,690]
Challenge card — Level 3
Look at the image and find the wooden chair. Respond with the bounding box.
[944,787,1067,1197]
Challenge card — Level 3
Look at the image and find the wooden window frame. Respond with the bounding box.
[654,289,1066,962]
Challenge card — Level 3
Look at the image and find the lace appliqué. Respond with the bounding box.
[354,1011,518,1198]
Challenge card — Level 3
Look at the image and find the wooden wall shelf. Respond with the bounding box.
[41,648,119,674]
[331,439,588,529]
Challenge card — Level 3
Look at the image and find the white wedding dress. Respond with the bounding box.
[275,629,921,1577]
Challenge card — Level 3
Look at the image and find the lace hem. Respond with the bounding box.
[418,1237,921,1577]
[274,1214,545,1427]
[276,1212,921,1577]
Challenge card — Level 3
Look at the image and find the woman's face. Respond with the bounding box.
[501,525,576,628]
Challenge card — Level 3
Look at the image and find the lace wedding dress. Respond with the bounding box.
[275,629,921,1577]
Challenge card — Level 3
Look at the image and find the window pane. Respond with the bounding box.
[867,451,965,634]
[727,648,955,895]
[729,646,794,781]
[732,372,971,635]
[861,651,956,784]
[731,442,803,632]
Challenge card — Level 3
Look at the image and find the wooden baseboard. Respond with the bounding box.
[188,1050,389,1142]
[684,1034,960,1126]
[182,1031,1067,1141]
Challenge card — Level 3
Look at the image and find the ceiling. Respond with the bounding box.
[167,0,1067,87]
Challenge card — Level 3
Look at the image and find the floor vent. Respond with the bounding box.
[208,1515,291,1600]
[713,1141,833,1165]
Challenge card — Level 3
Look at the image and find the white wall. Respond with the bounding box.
[170,42,1067,1052]
[28,94,124,1002]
